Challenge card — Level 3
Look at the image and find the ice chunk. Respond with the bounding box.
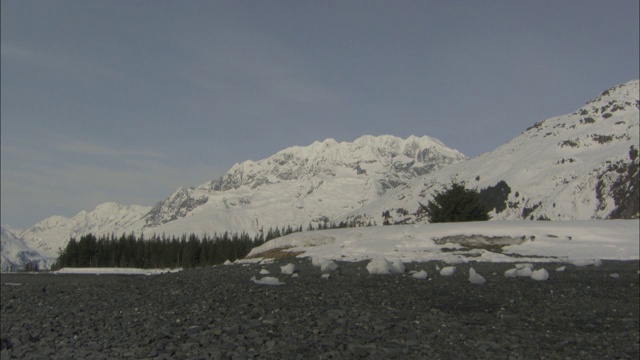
[570,259,603,267]
[504,268,518,278]
[530,268,549,281]
[311,257,325,267]
[280,263,296,275]
[366,258,393,275]
[391,259,406,273]
[516,267,533,277]
[250,276,285,286]
[412,270,428,279]
[440,266,456,276]
[320,260,339,273]
[312,257,339,272]
[469,267,486,284]
[366,258,405,275]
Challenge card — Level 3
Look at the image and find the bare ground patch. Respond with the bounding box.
[433,235,528,253]
[246,247,305,259]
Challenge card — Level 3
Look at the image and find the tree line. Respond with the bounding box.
[50,220,371,270]
[51,224,307,270]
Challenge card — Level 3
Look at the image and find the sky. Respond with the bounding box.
[1,0,639,230]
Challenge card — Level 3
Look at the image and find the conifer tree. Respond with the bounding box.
[420,182,490,223]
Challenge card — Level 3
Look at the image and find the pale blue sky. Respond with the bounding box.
[2,0,639,229]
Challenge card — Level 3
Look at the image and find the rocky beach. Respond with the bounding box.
[1,259,638,359]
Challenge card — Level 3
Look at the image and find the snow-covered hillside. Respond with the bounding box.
[1,226,53,271]
[342,80,639,225]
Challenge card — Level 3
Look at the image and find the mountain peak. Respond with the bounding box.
[204,134,466,192]
[143,134,467,229]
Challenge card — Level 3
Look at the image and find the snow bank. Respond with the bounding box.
[246,220,639,264]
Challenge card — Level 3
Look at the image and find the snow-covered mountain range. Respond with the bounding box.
[4,79,639,269]
[17,134,467,259]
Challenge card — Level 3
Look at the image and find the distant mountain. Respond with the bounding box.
[20,135,466,255]
[16,80,639,258]
[343,80,639,225]
[20,203,151,258]
[1,226,53,272]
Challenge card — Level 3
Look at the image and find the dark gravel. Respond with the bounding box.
[1,259,638,359]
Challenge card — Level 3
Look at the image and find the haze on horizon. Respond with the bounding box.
[1,0,639,229]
